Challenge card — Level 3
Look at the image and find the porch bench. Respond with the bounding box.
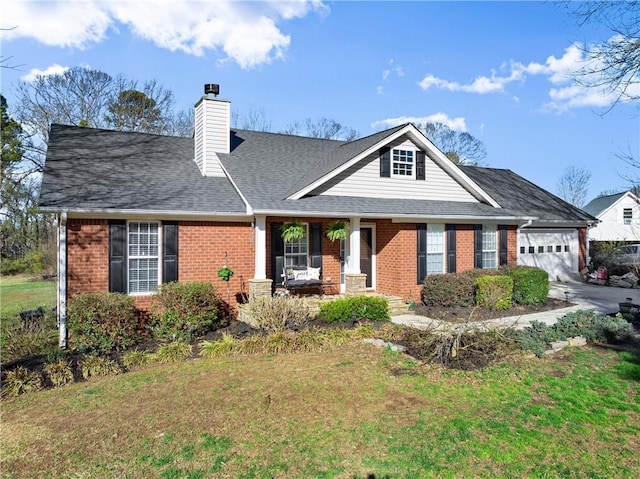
[283,266,324,294]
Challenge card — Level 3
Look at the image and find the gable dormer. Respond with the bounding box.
[194,84,229,177]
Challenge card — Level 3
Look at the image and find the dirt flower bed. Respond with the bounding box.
[413,298,574,323]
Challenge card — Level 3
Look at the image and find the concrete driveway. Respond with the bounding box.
[549,280,639,315]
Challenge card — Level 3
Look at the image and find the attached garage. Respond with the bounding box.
[518,228,579,281]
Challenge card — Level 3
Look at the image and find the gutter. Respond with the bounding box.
[58,211,67,348]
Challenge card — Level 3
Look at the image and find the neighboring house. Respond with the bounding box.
[583,191,640,242]
[39,86,596,346]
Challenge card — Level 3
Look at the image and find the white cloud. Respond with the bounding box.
[416,40,637,112]
[21,64,70,82]
[1,0,325,69]
[371,113,467,132]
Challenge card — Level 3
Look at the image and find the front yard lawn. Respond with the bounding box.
[2,343,639,478]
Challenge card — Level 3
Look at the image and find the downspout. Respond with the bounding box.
[58,211,67,348]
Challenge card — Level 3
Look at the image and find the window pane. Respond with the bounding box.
[128,222,159,293]
[482,225,497,269]
[284,225,308,267]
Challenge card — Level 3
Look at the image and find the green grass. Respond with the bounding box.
[0,274,57,323]
[2,343,639,478]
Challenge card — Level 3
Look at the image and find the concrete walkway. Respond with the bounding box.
[392,280,636,331]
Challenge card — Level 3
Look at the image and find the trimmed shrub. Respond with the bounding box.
[150,281,220,341]
[249,295,311,333]
[2,367,43,397]
[155,341,193,364]
[317,296,390,323]
[503,266,549,305]
[422,273,476,307]
[80,354,121,379]
[44,359,74,387]
[475,275,513,310]
[67,292,139,353]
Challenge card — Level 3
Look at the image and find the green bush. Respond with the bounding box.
[122,350,154,370]
[249,295,311,333]
[503,266,549,305]
[80,354,120,379]
[0,251,45,275]
[317,296,390,323]
[512,310,634,356]
[2,367,43,397]
[155,341,193,364]
[150,281,220,341]
[475,275,513,310]
[67,292,140,353]
[422,273,476,307]
[44,359,74,387]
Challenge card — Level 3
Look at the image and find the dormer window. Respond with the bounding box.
[392,149,414,177]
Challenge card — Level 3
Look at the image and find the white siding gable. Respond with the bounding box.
[589,193,640,241]
[193,96,229,177]
[313,136,478,202]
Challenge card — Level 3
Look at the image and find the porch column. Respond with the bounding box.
[250,215,272,301]
[58,212,67,348]
[346,217,366,295]
[254,215,266,279]
[347,217,361,273]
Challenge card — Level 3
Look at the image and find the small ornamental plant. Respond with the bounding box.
[217,266,234,282]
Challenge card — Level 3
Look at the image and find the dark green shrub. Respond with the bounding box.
[150,281,220,341]
[475,275,513,310]
[67,292,139,352]
[503,266,549,305]
[317,296,390,323]
[422,273,476,307]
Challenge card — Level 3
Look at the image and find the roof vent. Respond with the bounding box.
[204,83,219,97]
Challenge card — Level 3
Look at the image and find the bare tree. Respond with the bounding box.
[235,106,273,132]
[557,165,592,207]
[281,117,358,141]
[416,122,487,165]
[567,1,640,107]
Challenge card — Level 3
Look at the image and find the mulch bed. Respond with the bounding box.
[413,298,574,323]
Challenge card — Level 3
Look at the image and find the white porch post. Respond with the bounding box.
[348,217,361,273]
[58,212,67,348]
[254,215,267,279]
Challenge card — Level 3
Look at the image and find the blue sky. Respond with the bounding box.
[2,0,638,203]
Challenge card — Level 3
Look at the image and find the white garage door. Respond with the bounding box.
[518,229,579,281]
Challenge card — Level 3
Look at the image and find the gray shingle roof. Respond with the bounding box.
[459,165,596,222]
[39,124,594,225]
[40,125,246,214]
[582,192,626,217]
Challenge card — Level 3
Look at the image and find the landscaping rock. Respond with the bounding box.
[363,338,406,352]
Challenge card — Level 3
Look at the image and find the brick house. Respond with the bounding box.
[39,85,595,346]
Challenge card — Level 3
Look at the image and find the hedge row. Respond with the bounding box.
[422,266,549,309]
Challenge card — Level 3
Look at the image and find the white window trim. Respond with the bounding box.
[426,224,445,276]
[127,220,162,295]
[482,224,498,269]
[623,208,633,225]
[391,147,416,179]
[284,222,309,267]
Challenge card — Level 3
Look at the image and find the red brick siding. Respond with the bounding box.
[578,227,587,270]
[374,220,419,303]
[65,219,253,313]
[506,226,518,265]
[455,225,476,272]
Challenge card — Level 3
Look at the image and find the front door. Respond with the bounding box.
[360,226,373,288]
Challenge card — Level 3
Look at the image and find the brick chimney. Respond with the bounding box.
[194,83,229,177]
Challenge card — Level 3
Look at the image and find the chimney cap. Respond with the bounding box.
[204,83,220,96]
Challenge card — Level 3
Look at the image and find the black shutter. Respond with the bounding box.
[163,222,178,283]
[417,224,427,284]
[446,224,456,273]
[309,222,323,272]
[380,147,390,178]
[416,151,426,181]
[499,225,508,266]
[474,224,483,269]
[271,222,285,287]
[109,220,127,293]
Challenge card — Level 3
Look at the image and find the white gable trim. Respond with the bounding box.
[594,191,639,219]
[287,124,501,208]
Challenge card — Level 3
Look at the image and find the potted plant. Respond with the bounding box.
[281,220,305,242]
[217,266,234,282]
[325,220,348,242]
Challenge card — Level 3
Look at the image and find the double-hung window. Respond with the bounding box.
[426,224,445,275]
[482,225,497,269]
[128,221,159,293]
[624,208,633,225]
[392,149,414,177]
[284,224,308,267]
